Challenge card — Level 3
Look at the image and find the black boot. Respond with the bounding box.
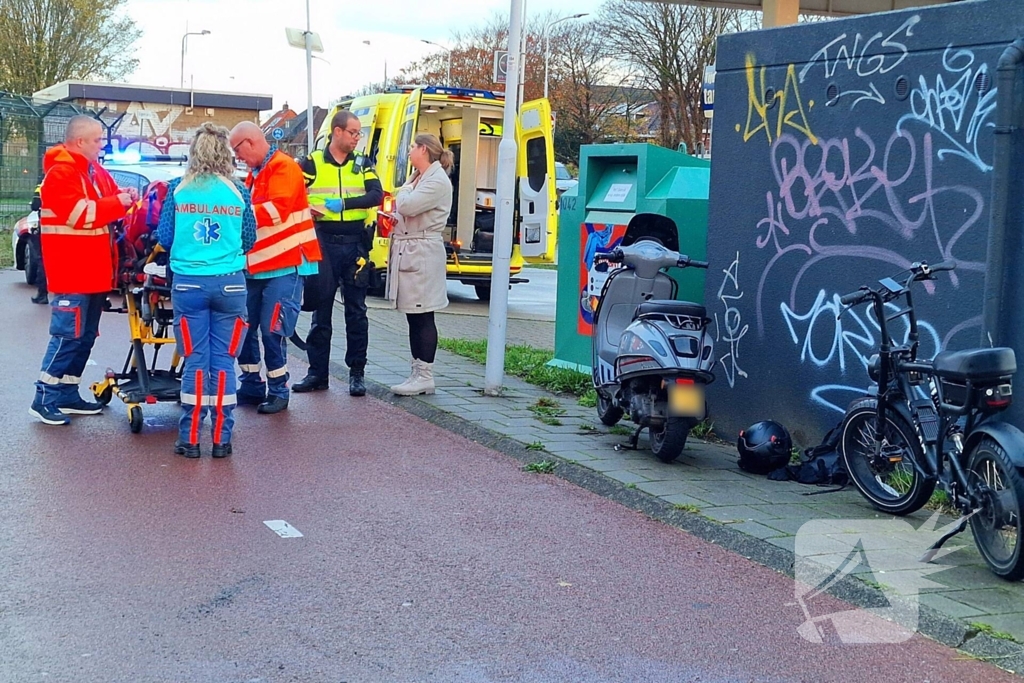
[31,292,48,305]
[211,443,233,458]
[292,375,329,393]
[174,441,200,458]
[257,396,289,414]
[349,372,366,397]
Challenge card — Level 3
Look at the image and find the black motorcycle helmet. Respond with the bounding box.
[737,420,792,474]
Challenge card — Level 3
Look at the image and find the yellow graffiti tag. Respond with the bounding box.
[741,54,818,145]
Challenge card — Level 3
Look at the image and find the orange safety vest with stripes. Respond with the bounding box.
[244,150,321,274]
[38,145,128,294]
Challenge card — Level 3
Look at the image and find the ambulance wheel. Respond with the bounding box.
[129,406,143,434]
[474,284,491,301]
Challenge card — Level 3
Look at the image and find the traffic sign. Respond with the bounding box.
[702,64,716,119]
[271,127,285,141]
[493,51,509,85]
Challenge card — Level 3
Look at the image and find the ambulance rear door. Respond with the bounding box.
[516,98,556,262]
[392,88,423,188]
[350,99,381,160]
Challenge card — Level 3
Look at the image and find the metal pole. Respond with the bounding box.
[483,0,523,396]
[518,0,527,106]
[543,28,550,100]
[180,34,187,89]
[305,0,314,154]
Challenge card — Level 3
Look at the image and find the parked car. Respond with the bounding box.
[555,162,578,196]
[12,153,188,285]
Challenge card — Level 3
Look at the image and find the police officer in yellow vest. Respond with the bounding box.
[295,110,383,396]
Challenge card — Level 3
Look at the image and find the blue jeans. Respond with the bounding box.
[33,293,106,407]
[172,272,248,446]
[238,272,301,400]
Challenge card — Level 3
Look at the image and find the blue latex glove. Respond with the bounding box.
[324,198,342,213]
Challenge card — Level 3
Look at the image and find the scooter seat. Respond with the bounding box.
[635,300,706,320]
[932,348,1016,381]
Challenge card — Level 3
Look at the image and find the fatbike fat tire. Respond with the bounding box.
[651,418,691,463]
[967,437,1024,581]
[597,392,623,427]
[840,399,934,516]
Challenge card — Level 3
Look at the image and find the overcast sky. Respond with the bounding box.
[123,0,602,114]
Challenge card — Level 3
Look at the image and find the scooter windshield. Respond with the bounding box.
[621,213,680,252]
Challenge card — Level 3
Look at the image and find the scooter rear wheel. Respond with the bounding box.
[597,392,623,426]
[651,418,692,463]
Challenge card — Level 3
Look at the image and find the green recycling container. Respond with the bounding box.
[552,143,710,372]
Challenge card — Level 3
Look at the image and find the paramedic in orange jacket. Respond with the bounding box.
[228,121,321,414]
[30,116,133,426]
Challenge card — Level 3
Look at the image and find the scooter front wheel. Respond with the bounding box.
[597,392,623,426]
[651,418,693,463]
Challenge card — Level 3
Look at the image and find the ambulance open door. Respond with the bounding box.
[516,98,557,263]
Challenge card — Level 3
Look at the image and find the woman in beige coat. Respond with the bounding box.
[387,133,454,395]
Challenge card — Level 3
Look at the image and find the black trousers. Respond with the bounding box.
[305,237,370,377]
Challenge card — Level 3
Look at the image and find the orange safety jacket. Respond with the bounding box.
[39,145,127,294]
[245,150,321,274]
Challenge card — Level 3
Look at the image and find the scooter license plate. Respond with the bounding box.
[669,384,705,417]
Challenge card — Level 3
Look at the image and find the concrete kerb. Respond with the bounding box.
[306,354,1024,676]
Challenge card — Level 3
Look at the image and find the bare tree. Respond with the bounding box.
[547,20,621,162]
[599,0,752,152]
[0,0,141,96]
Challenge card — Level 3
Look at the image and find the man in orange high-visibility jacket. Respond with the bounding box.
[30,116,133,426]
[228,121,321,414]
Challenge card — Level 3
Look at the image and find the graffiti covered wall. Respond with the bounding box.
[705,0,1020,444]
[78,101,259,156]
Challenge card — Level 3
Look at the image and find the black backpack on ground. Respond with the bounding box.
[768,420,848,493]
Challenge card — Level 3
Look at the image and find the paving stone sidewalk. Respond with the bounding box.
[295,297,1024,670]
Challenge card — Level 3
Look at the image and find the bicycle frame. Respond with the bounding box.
[864,277,993,514]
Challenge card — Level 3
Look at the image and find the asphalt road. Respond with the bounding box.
[0,270,1013,682]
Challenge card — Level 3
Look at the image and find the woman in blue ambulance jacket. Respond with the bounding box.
[157,123,256,458]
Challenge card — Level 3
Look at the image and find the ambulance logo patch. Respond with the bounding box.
[194,218,221,245]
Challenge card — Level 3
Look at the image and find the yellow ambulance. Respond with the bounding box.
[314,85,557,299]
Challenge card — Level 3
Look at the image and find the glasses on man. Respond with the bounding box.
[343,128,362,138]
[232,138,250,153]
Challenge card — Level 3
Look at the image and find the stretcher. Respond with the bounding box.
[90,200,182,433]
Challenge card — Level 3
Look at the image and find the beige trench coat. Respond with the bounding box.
[386,160,453,313]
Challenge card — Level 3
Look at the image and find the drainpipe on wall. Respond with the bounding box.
[982,38,1024,346]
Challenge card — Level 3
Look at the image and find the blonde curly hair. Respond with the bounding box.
[184,122,236,183]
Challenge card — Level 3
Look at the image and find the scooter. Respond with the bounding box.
[591,213,714,462]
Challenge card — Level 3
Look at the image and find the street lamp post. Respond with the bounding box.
[362,40,388,87]
[180,30,211,89]
[421,40,452,86]
[544,13,587,100]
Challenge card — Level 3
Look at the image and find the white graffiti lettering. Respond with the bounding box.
[715,251,749,388]
[799,15,921,84]
[781,290,941,412]
[898,46,997,172]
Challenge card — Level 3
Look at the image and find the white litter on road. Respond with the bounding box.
[263,520,303,538]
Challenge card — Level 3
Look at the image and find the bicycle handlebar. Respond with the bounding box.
[840,289,870,307]
[839,259,957,310]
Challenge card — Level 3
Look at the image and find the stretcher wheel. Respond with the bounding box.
[95,385,113,406]
[129,406,143,434]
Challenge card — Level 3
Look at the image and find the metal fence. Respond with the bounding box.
[0,92,124,230]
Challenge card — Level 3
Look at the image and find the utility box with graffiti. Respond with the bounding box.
[552,143,710,371]
[704,0,1019,444]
